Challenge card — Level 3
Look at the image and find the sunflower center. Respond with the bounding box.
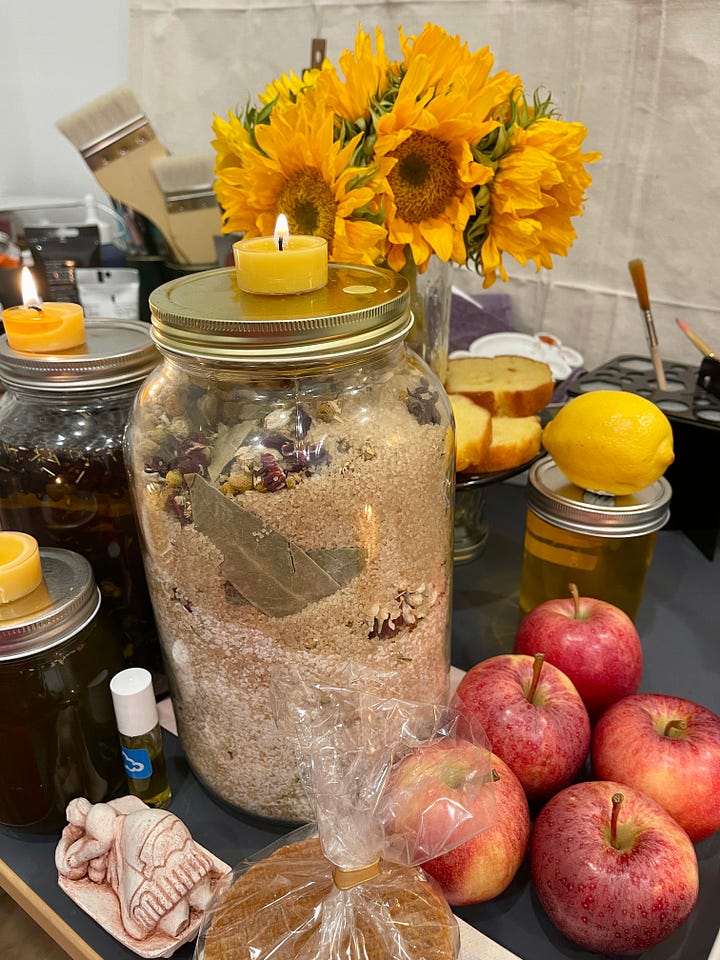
[278,170,337,247]
[388,132,459,223]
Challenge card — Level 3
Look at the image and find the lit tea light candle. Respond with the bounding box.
[233,214,328,295]
[0,532,43,604]
[1,268,86,353]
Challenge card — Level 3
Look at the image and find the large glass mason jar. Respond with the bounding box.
[0,320,162,676]
[125,264,455,823]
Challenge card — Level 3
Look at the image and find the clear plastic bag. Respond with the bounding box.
[194,675,496,960]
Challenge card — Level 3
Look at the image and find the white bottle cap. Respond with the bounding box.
[110,667,159,738]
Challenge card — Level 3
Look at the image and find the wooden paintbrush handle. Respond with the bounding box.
[650,343,667,390]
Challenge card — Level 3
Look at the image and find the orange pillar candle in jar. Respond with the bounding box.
[1,268,86,353]
[233,214,328,295]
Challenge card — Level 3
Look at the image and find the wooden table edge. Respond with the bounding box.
[0,857,103,960]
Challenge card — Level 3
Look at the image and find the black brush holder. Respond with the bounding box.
[567,354,720,560]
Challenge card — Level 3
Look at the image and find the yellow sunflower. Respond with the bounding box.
[214,89,387,265]
[373,53,504,273]
[480,117,600,287]
[259,61,333,111]
[399,23,515,105]
[319,25,395,126]
[211,111,253,221]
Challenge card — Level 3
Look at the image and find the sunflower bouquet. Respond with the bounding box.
[212,23,599,287]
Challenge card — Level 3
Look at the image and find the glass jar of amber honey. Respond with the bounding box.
[0,536,125,833]
[0,319,161,676]
[519,456,672,620]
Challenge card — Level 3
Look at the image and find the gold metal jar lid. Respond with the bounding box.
[0,548,101,661]
[0,319,159,391]
[148,264,411,364]
[527,456,672,538]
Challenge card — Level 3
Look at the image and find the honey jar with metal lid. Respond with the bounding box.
[0,318,162,677]
[519,456,672,620]
[0,532,125,833]
[124,263,455,824]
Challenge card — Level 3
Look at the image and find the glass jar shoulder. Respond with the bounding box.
[125,346,454,484]
[0,386,139,452]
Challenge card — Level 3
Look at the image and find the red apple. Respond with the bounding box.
[421,752,530,905]
[381,736,497,866]
[531,780,699,955]
[513,583,642,719]
[452,653,591,804]
[591,693,720,842]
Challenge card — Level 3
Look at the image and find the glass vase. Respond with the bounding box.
[402,255,453,383]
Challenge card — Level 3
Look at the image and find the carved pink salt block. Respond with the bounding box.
[56,796,230,958]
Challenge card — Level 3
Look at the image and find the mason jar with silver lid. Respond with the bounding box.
[0,319,162,676]
[0,541,125,833]
[519,455,672,620]
[124,263,455,824]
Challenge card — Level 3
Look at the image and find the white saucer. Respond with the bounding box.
[462,331,584,381]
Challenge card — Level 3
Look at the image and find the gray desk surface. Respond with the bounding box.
[1,481,718,960]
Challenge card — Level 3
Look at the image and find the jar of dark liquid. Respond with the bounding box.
[0,319,161,675]
[0,534,125,833]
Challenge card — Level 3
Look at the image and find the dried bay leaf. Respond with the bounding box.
[185,473,354,617]
[206,422,254,481]
[307,547,365,586]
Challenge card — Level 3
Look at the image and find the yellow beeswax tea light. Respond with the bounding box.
[233,214,328,295]
[1,268,86,353]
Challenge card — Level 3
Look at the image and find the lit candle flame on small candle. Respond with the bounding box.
[232,214,328,295]
[274,214,290,252]
[21,267,43,310]
[2,267,86,352]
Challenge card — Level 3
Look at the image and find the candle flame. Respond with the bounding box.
[21,268,42,307]
[274,214,290,251]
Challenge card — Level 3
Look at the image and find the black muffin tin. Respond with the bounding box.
[568,354,720,560]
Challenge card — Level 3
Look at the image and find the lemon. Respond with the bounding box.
[542,391,674,495]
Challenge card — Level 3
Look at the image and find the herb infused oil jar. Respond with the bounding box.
[124,263,455,824]
[0,538,125,833]
[0,319,162,676]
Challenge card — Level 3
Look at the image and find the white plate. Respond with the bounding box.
[467,332,584,381]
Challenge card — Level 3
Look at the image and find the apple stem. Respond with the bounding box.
[663,719,687,738]
[610,792,623,848]
[568,582,581,619]
[527,653,545,704]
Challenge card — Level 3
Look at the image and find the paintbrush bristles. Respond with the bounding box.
[56,85,146,151]
[628,258,650,312]
[151,155,216,195]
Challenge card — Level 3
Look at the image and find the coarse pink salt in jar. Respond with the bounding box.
[124,262,454,823]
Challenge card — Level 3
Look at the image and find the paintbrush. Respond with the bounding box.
[150,154,222,265]
[628,258,667,390]
[675,317,716,359]
[56,86,188,264]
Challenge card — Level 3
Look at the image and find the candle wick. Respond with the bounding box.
[277,236,284,252]
[28,304,44,313]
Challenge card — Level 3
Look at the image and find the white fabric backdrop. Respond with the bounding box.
[129,0,720,369]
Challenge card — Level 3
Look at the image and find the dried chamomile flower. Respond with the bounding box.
[316,400,342,422]
[164,392,186,418]
[168,416,192,439]
[221,472,253,495]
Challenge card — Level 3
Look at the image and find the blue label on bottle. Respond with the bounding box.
[122,746,153,780]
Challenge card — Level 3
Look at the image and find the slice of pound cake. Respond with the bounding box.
[445,355,553,417]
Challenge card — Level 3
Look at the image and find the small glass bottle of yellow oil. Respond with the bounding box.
[110,667,171,808]
[518,457,672,621]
